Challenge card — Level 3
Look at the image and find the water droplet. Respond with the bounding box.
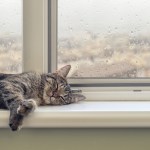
[107,30,111,34]
[68,26,73,32]
[8,42,12,46]
[131,31,134,34]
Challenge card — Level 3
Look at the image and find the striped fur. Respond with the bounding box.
[0,73,14,80]
[0,65,85,131]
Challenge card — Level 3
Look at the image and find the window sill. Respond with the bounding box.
[1,101,150,128]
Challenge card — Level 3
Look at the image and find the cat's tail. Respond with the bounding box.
[0,73,14,80]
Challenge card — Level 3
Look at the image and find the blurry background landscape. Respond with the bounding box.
[58,32,150,78]
[0,36,22,73]
[58,0,150,78]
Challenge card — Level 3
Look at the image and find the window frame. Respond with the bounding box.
[23,0,48,73]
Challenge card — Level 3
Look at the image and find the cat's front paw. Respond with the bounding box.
[17,99,37,116]
[9,114,24,131]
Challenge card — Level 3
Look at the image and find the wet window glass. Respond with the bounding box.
[58,0,150,78]
[0,0,22,73]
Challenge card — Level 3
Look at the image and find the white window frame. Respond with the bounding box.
[23,0,48,73]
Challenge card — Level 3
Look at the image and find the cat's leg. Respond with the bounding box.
[0,83,24,131]
[8,99,37,131]
[8,100,24,131]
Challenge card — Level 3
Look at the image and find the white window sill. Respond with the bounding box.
[1,101,150,128]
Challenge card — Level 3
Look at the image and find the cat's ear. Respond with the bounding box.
[56,65,71,78]
[71,94,86,103]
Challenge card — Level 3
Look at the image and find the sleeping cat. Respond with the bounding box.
[0,65,85,131]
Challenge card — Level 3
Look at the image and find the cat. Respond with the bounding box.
[0,65,85,131]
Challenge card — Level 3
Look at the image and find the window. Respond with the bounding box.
[0,0,22,73]
[58,0,150,79]
[2,0,146,101]
[0,0,48,73]
[0,0,47,74]
[49,0,150,100]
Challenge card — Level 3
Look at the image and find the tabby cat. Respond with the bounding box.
[0,65,85,131]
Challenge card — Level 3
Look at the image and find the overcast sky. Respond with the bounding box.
[0,0,150,38]
[0,0,22,36]
[58,0,150,38]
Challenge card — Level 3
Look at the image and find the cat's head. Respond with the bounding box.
[45,65,86,105]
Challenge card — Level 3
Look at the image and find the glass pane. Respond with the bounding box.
[0,0,22,73]
[58,0,150,78]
